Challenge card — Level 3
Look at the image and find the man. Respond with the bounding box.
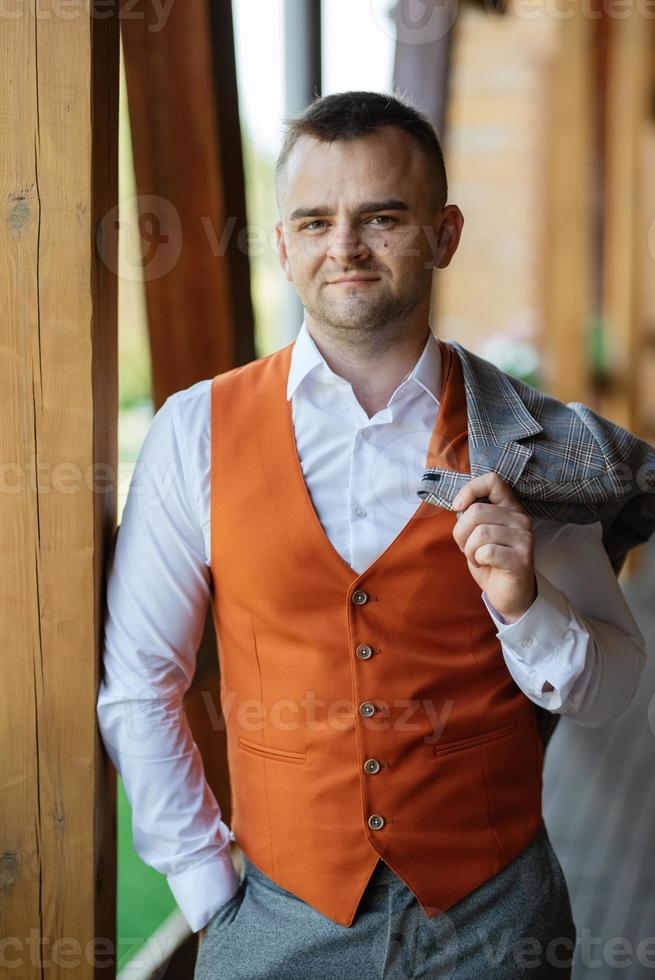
[97,92,646,978]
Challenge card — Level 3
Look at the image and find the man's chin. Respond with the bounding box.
[309,296,393,328]
[318,310,381,331]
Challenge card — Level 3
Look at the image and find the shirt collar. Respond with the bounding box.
[286,320,442,406]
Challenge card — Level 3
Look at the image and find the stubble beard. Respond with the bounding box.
[299,272,431,355]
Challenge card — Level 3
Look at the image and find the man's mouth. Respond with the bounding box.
[326,276,380,286]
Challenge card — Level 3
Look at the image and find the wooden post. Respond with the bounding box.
[121,0,255,411]
[539,1,595,405]
[121,0,257,847]
[0,3,119,977]
[600,11,655,431]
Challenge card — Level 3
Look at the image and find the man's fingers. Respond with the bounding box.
[452,504,531,549]
[461,523,532,566]
[466,542,523,571]
[452,471,517,512]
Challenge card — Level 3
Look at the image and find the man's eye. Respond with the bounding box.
[367,215,396,226]
[302,220,327,231]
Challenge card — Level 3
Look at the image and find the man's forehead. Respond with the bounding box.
[286,130,419,174]
[280,131,424,204]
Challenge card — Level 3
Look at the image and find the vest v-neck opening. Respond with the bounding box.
[280,337,463,583]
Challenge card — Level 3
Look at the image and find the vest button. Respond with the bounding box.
[356,644,373,660]
[368,813,385,830]
[352,590,369,605]
[364,758,381,774]
[359,701,376,717]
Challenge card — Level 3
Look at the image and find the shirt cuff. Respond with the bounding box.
[482,570,587,711]
[167,846,241,932]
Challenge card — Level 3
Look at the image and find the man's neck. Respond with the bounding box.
[305,322,432,419]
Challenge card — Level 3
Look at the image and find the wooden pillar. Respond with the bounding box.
[0,4,119,976]
[539,0,595,404]
[121,0,257,840]
[600,10,655,430]
[121,0,255,411]
[431,6,559,355]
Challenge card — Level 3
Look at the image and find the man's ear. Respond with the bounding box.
[275,222,293,283]
[433,205,464,270]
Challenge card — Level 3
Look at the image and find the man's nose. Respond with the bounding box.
[325,223,370,265]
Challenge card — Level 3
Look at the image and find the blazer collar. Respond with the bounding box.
[446,340,543,486]
[447,340,543,445]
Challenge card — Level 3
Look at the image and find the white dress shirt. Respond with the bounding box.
[97,322,646,932]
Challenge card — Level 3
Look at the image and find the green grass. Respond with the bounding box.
[116,775,178,970]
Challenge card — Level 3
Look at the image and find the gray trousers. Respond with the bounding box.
[194,822,576,980]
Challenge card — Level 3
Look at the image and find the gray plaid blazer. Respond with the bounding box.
[417,340,655,576]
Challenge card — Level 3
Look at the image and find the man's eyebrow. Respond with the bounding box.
[288,199,411,222]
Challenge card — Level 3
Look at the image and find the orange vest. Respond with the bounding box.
[209,338,544,927]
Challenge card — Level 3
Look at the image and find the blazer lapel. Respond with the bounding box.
[418,341,543,508]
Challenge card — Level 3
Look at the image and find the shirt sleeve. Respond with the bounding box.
[96,388,239,933]
[481,519,646,727]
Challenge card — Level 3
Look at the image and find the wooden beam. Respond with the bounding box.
[600,11,655,430]
[539,3,594,405]
[122,0,257,860]
[636,124,655,442]
[121,0,255,410]
[431,7,560,356]
[0,4,119,975]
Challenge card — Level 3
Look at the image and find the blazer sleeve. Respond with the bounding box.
[568,400,655,574]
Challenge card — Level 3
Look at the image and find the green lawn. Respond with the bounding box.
[116,775,178,970]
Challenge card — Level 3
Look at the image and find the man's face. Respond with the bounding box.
[275,128,462,340]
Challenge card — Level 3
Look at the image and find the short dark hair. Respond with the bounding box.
[275,90,448,211]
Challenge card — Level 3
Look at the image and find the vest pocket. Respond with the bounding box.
[432,720,518,756]
[237,735,306,765]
